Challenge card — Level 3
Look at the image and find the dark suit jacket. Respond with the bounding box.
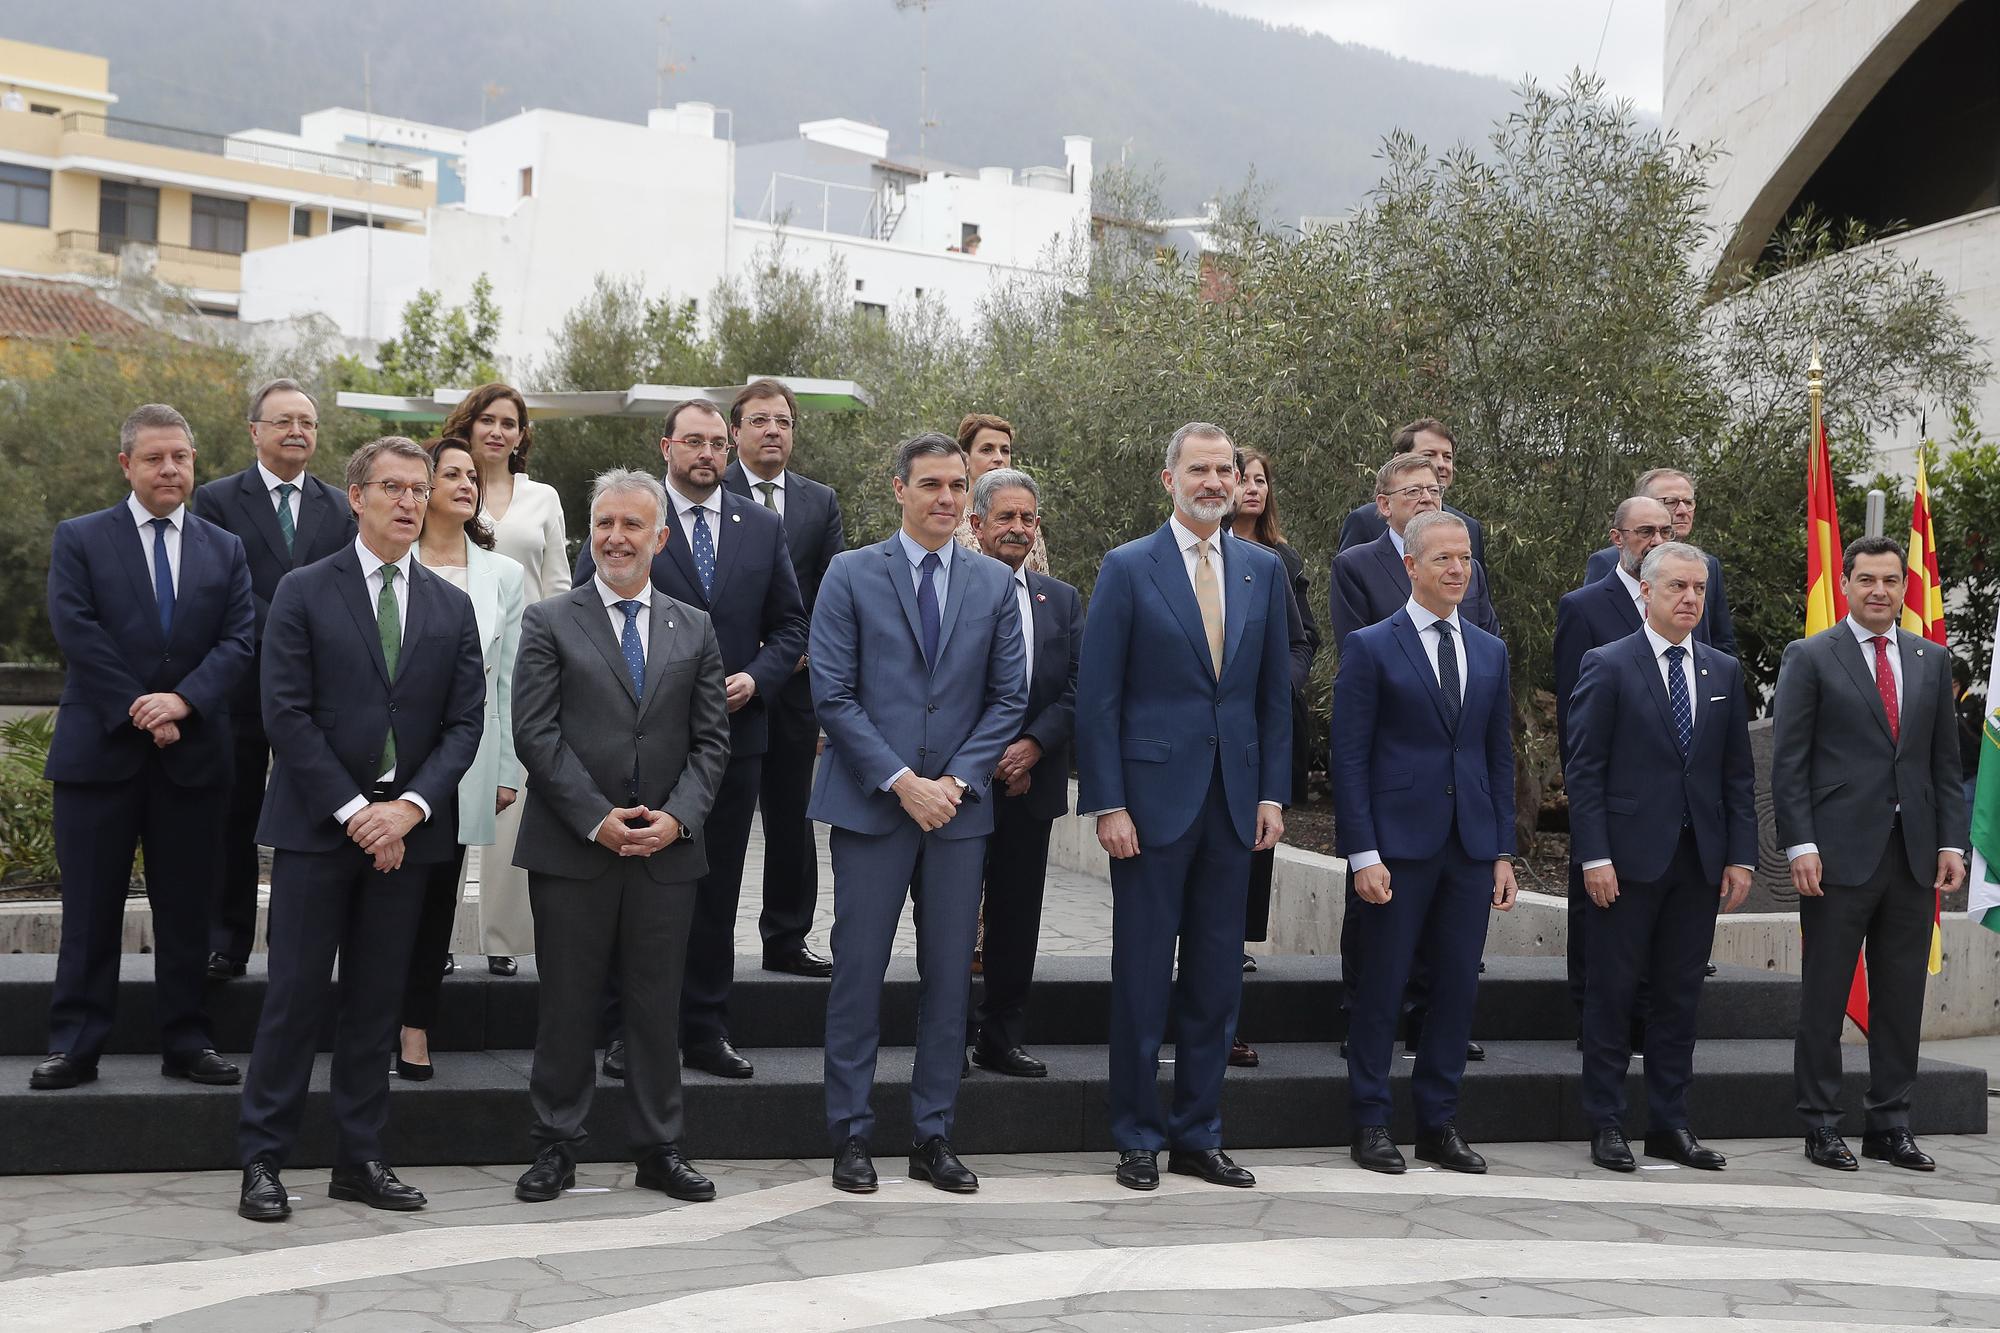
[1564,630,1757,885]
[724,460,844,716]
[573,487,807,757]
[1329,608,1515,863]
[1772,624,1968,885]
[1585,545,1736,657]
[1339,500,1485,567]
[192,465,356,722]
[1555,564,1730,759]
[255,544,486,862]
[44,503,256,788]
[1329,530,1500,653]
[1009,570,1083,822]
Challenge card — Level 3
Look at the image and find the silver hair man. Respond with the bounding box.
[973,467,1039,519]
[1403,508,1468,559]
[589,467,669,535]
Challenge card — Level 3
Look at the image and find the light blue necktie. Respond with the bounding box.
[149,518,174,639]
[690,507,716,598]
[618,600,645,702]
[1665,644,1693,762]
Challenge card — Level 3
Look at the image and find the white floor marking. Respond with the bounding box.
[1251,1319,1947,1333]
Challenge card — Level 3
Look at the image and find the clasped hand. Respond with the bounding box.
[596,806,682,857]
[894,773,961,831]
[346,799,423,872]
[129,692,189,747]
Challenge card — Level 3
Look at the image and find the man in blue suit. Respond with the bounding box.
[1330,453,1499,652]
[35,404,256,1091]
[1337,417,1487,568]
[1565,542,1756,1174]
[1077,422,1292,1193]
[1583,469,1736,658]
[1331,509,1517,1175]
[236,436,485,1222]
[575,398,807,1079]
[810,433,1026,1195]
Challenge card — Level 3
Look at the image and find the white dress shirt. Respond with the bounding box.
[666,477,724,561]
[595,573,653,658]
[1012,566,1036,689]
[1346,598,1467,874]
[332,536,431,826]
[1387,526,1406,560]
[743,467,788,518]
[126,493,183,594]
[882,531,957,792]
[256,460,303,531]
[1615,564,1646,616]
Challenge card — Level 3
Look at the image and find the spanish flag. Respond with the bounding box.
[1902,444,1947,977]
[1805,417,1847,635]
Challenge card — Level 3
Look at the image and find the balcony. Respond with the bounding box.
[59,112,423,190]
[53,231,242,286]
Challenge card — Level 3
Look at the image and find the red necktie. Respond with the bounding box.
[1871,635,1900,744]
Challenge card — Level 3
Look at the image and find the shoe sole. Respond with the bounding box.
[1807,1151,1860,1171]
[969,1055,1048,1078]
[29,1069,96,1090]
[1168,1165,1255,1187]
[1592,1156,1637,1173]
[328,1184,426,1210]
[1115,1171,1160,1191]
[238,1203,290,1222]
[1862,1150,1934,1171]
[1352,1156,1406,1175]
[909,1163,979,1193]
[162,1066,241,1086]
[831,1177,878,1193]
[639,1182,717,1201]
[1414,1151,1487,1175]
[515,1171,576,1202]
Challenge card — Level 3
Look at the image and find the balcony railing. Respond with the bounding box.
[60,113,423,189]
[54,231,242,272]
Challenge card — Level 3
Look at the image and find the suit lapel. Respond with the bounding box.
[1390,611,1453,733]
[1830,628,1896,744]
[1369,532,1411,599]
[1896,632,1929,753]
[109,506,167,651]
[1145,524,1214,675]
[235,467,293,568]
[1688,641,1721,759]
[334,546,393,688]
[1027,572,1056,696]
[640,595,681,721]
[660,501,709,607]
[569,588,639,707]
[707,492,747,605]
[882,537,927,662]
[935,546,971,663]
[1605,576,1643,633]
[1219,532,1251,677]
[394,560,432,689]
[1631,632,1680,757]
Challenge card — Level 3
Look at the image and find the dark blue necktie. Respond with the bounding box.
[149,517,174,639]
[1433,619,1460,733]
[690,506,716,598]
[618,600,645,702]
[1665,643,1693,761]
[917,551,942,670]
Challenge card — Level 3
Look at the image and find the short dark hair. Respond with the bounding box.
[663,397,727,440]
[422,437,496,551]
[894,432,963,484]
[440,383,534,474]
[120,403,192,454]
[1842,535,1907,577]
[1391,417,1455,454]
[729,377,799,428]
[956,412,1013,453]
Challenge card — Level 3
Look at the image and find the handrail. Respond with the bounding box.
[59,112,423,189]
[54,230,242,269]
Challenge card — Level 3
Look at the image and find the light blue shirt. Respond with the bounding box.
[1388,527,1406,559]
[897,528,954,616]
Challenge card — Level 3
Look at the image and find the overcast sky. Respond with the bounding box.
[1203,0,1666,112]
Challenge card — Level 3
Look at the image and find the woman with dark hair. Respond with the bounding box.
[442,384,564,975]
[396,438,526,1079]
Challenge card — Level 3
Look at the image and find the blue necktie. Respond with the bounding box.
[1665,644,1693,762]
[618,600,645,702]
[690,507,716,598]
[149,517,174,639]
[917,551,941,670]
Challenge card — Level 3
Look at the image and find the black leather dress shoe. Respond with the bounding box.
[1168,1147,1255,1187]
[207,952,247,980]
[1351,1126,1406,1174]
[910,1136,979,1193]
[764,946,833,978]
[1645,1127,1725,1170]
[684,1037,754,1079]
[29,1053,94,1090]
[239,1160,290,1221]
[1805,1126,1859,1171]
[1591,1126,1637,1172]
[1863,1127,1936,1172]
[832,1135,877,1193]
[515,1144,575,1202]
[163,1049,240,1085]
[1115,1149,1159,1190]
[971,1041,1047,1077]
[1415,1123,1488,1174]
[329,1161,426,1211]
[636,1145,715,1201]
[487,955,517,977]
[1704,960,1718,976]
[441,954,456,976]
[1228,1037,1260,1068]
[1242,952,1257,973]
[601,1040,626,1080]
[1465,1041,1486,1061]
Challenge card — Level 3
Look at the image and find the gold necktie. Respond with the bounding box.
[1195,540,1223,678]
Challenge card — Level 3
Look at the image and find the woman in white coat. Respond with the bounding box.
[397,437,525,1079]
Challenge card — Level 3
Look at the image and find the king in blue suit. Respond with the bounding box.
[1076,424,1292,1193]
[809,434,1026,1196]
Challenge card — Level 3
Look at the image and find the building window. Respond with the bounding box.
[855,300,887,319]
[98,181,159,252]
[330,213,386,231]
[292,207,312,237]
[519,166,534,198]
[190,193,248,254]
[29,103,58,116]
[0,163,51,227]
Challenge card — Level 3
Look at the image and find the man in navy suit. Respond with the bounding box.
[1331,509,1517,1175]
[574,398,807,1078]
[1330,453,1499,652]
[1337,418,1486,568]
[964,468,1083,1078]
[35,404,256,1092]
[724,378,846,978]
[810,433,1026,1195]
[193,378,356,979]
[1583,469,1735,658]
[235,436,485,1222]
[1077,422,1291,1193]
[1565,542,1756,1173]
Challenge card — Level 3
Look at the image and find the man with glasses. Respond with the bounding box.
[192,379,355,980]
[576,399,806,1079]
[1330,454,1499,653]
[1338,418,1486,568]
[1584,469,1736,658]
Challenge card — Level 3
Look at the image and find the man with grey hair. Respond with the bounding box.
[194,377,355,979]
[1330,453,1498,653]
[1584,468,1737,658]
[1077,422,1291,1192]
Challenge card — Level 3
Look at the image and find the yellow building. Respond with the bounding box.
[0,38,433,315]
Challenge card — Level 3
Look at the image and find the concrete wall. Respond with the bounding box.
[239,224,430,344]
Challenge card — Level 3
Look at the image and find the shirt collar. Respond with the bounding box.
[595,574,652,609]
[255,460,303,494]
[353,534,412,584]
[1643,622,1693,660]
[750,468,788,490]
[1615,564,1644,602]
[1168,513,1221,556]
[1388,527,1406,559]
[1013,564,1030,592]
[1847,616,1897,648]
[898,527,954,571]
[664,476,721,518]
[1404,597,1462,635]
[127,492,185,530]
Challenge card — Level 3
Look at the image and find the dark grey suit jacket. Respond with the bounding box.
[723,459,844,716]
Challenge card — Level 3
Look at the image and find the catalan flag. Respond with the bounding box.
[1901,445,1947,977]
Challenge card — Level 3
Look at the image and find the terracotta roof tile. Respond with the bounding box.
[0,278,149,342]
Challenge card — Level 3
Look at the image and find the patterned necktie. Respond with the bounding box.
[618,600,645,702]
[1434,619,1460,732]
[149,518,174,639]
[1664,643,1692,762]
[690,506,716,598]
[755,481,778,511]
[1872,635,1900,743]
[377,564,401,773]
[917,551,942,669]
[1194,540,1223,678]
[275,482,297,553]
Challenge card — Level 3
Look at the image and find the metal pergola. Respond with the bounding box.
[334,376,872,423]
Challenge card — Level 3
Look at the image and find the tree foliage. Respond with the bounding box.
[334,275,502,397]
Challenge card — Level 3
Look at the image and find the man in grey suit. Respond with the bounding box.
[810,433,1026,1196]
[1774,535,1967,1173]
[509,469,731,1205]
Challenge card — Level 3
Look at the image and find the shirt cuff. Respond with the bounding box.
[588,814,608,844]
[1785,843,1818,862]
[1258,800,1282,811]
[398,792,432,823]
[1084,807,1127,819]
[881,766,912,792]
[1347,850,1382,871]
[1942,847,1966,857]
[1581,858,1612,871]
[333,794,368,825]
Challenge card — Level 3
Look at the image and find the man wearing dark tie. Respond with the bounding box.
[236,436,485,1222]
[193,379,356,979]
[723,378,846,978]
[1564,542,1755,1173]
[1773,536,1967,1173]
[1583,469,1736,658]
[1331,509,1516,1174]
[1329,453,1499,652]
[965,468,1083,1078]
[35,404,255,1091]
[1337,418,1486,568]
[810,433,1026,1195]
[1076,423,1291,1193]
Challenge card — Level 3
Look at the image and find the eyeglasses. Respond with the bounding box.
[255,416,318,432]
[1658,498,1696,509]
[1385,484,1444,500]
[667,435,732,452]
[360,479,434,503]
[742,413,795,431]
[1617,524,1676,540]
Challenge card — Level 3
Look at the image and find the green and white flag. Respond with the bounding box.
[1970,604,2000,932]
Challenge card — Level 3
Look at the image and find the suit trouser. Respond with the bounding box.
[1346,837,1491,1129]
[50,771,219,1066]
[238,845,427,1167]
[530,861,696,1153]
[1340,888,1433,1035]
[1580,830,1717,1130]
[973,789,1054,1050]
[824,821,985,1145]
[478,794,534,956]
[1569,859,1651,1045]
[757,693,821,957]
[681,753,763,1046]
[400,846,470,1032]
[1795,823,1930,1131]
[1108,774,1250,1152]
[209,725,268,964]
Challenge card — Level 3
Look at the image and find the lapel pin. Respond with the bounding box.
[1700,668,1708,676]
[730,513,741,522]
[666,620,674,629]
[1916,648,1925,656]
[1034,592,1047,602]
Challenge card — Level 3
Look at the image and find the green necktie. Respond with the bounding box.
[378,564,401,774]
[275,482,297,552]
[756,481,778,511]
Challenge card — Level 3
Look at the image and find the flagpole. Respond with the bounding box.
[1808,338,1823,462]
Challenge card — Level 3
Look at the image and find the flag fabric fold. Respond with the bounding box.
[1967,602,2000,936]
[1902,446,1948,976]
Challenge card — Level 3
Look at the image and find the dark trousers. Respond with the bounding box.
[1345,837,1491,1129]
[1795,824,1931,1132]
[209,726,268,964]
[238,845,426,1167]
[973,789,1054,1050]
[756,695,820,957]
[49,771,220,1066]
[681,753,763,1046]
[1570,858,1650,1046]
[1245,846,1274,944]
[1108,773,1249,1152]
[530,862,697,1154]
[1340,888,1433,1035]
[1580,831,1717,1130]
[399,846,469,1032]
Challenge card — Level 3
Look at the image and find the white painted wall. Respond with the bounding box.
[238,224,430,345]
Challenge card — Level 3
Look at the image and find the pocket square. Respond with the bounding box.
[1708,695,1727,702]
